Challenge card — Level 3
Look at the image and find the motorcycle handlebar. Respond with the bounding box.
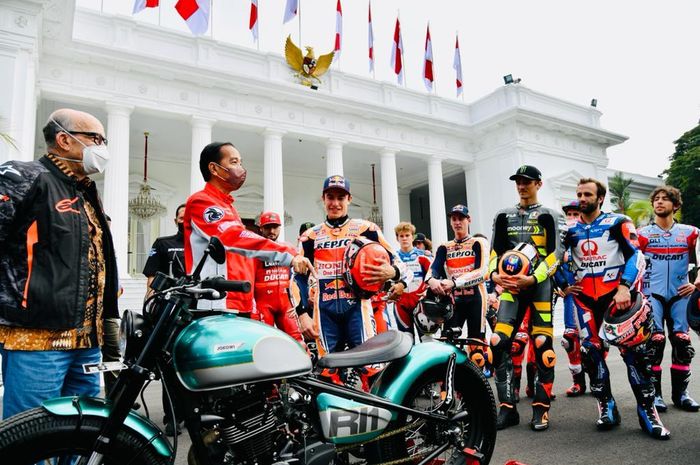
[200,277,251,293]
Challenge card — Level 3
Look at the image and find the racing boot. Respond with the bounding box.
[635,384,671,440]
[512,368,522,403]
[595,397,621,431]
[530,382,551,431]
[566,371,587,397]
[497,403,520,430]
[650,367,667,412]
[670,367,700,412]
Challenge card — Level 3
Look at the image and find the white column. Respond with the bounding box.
[263,129,286,241]
[190,117,214,194]
[465,164,484,235]
[326,139,344,177]
[428,157,448,246]
[103,104,133,279]
[380,148,400,248]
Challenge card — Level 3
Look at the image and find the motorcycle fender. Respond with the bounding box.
[371,341,469,405]
[42,397,173,458]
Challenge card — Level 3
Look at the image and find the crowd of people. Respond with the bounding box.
[1,108,699,449]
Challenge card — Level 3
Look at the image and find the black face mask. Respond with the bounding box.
[177,223,184,235]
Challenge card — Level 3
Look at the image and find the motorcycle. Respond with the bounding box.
[0,237,497,465]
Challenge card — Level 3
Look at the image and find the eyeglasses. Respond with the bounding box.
[68,131,108,146]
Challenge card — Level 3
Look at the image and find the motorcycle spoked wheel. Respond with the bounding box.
[0,408,170,465]
[366,361,497,465]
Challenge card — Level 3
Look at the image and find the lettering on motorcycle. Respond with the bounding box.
[328,406,383,437]
[214,342,245,352]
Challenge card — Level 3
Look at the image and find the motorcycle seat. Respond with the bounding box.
[316,331,413,369]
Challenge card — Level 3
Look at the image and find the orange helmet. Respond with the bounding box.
[498,242,538,277]
[343,237,392,299]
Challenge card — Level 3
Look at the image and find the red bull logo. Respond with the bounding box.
[324,278,346,291]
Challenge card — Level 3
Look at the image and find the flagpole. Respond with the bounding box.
[429,22,436,95]
[369,1,375,79]
[256,0,260,51]
[158,1,162,27]
[298,0,302,48]
[210,0,215,39]
[398,9,406,88]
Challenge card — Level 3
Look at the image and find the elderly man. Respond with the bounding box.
[0,109,119,419]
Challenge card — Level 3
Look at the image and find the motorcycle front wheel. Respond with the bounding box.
[0,407,170,465]
[367,361,497,465]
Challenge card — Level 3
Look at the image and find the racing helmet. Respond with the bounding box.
[601,292,653,348]
[413,291,454,335]
[687,290,700,336]
[343,237,392,299]
[498,242,538,277]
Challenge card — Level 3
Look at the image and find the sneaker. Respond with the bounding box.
[637,404,670,440]
[530,405,550,431]
[595,399,621,431]
[165,421,183,437]
[673,393,700,412]
[566,383,585,397]
[654,395,668,413]
[496,404,520,430]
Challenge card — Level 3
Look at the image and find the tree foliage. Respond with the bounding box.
[608,171,633,214]
[664,123,700,227]
[627,199,653,227]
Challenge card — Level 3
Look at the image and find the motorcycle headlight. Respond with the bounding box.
[119,309,148,361]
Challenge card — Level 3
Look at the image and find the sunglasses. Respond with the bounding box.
[67,131,108,146]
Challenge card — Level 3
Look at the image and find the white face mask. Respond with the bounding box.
[50,118,110,175]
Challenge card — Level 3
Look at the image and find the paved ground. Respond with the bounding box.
[2,308,700,465]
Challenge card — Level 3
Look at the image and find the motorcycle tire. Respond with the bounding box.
[0,407,170,465]
[366,360,497,465]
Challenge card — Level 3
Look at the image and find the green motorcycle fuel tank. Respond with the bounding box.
[173,314,312,391]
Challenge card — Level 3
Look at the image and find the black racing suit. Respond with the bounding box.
[489,203,564,417]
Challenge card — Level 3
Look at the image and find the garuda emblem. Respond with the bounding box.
[284,35,334,88]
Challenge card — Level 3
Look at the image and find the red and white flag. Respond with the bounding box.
[423,24,434,91]
[390,18,404,85]
[368,2,374,73]
[453,34,463,97]
[284,0,298,24]
[175,0,210,36]
[249,0,259,41]
[333,0,342,62]
[133,0,158,14]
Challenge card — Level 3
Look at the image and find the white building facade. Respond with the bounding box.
[0,0,659,308]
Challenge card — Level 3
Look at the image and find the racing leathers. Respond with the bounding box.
[638,222,700,410]
[184,183,298,312]
[393,247,432,332]
[427,235,490,367]
[298,216,410,361]
[253,256,304,342]
[489,203,563,430]
[565,212,669,437]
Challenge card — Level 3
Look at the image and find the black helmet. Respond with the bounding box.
[413,291,453,335]
[688,290,700,336]
[601,292,653,348]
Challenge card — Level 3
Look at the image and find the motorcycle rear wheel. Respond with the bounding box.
[367,361,497,465]
[0,407,170,465]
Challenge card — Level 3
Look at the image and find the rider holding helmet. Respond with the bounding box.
[489,165,564,432]
[297,175,409,388]
[564,177,669,439]
[426,205,490,367]
[638,186,700,412]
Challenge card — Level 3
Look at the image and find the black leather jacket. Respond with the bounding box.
[0,156,119,329]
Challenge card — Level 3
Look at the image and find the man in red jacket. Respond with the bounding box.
[184,142,311,313]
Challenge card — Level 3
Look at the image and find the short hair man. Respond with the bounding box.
[565,178,670,439]
[489,165,563,431]
[254,211,304,342]
[143,204,186,297]
[184,142,311,314]
[638,185,700,413]
[0,109,118,419]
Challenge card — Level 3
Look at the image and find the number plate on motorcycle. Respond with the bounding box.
[82,361,128,374]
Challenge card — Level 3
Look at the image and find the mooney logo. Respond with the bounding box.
[55,197,80,214]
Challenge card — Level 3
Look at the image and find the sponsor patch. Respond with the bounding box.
[600,218,615,225]
[203,206,225,223]
[0,163,21,180]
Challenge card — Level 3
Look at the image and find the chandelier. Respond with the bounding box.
[366,163,383,229]
[129,131,166,220]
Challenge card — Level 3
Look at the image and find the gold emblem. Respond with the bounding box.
[285,36,334,87]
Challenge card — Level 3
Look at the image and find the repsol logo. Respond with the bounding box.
[317,239,352,249]
[448,250,475,258]
[328,406,382,437]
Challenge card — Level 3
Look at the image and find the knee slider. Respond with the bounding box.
[671,332,695,365]
[561,328,578,352]
[491,331,511,353]
[510,331,528,356]
[470,349,486,368]
[534,335,555,368]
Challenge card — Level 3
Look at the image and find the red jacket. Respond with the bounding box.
[184,183,297,312]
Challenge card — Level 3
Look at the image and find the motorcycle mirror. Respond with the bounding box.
[208,237,226,264]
